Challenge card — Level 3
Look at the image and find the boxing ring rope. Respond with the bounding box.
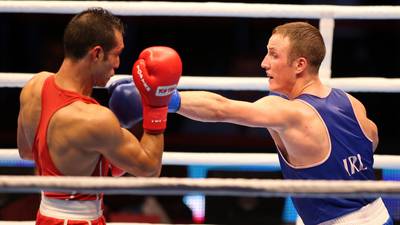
[0,176,400,199]
[2,73,400,92]
[2,1,400,18]
[1,149,400,169]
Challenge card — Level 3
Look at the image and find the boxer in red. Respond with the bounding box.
[17,7,182,225]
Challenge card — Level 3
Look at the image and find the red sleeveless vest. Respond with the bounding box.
[32,75,110,200]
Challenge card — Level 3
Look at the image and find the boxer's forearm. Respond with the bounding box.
[178,91,230,122]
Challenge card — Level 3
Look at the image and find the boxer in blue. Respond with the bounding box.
[109,22,392,225]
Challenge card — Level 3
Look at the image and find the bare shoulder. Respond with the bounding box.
[23,71,53,88]
[52,102,122,150]
[19,71,54,119]
[345,93,378,149]
[256,95,296,111]
[251,96,306,127]
[20,72,53,101]
[83,103,120,131]
[346,93,367,115]
[56,102,120,133]
[266,96,311,120]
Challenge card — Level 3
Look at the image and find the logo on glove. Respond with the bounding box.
[136,65,151,92]
[156,85,177,97]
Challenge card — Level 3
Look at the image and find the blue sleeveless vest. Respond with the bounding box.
[278,88,376,225]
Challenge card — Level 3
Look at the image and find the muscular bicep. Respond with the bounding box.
[17,86,34,160]
[107,128,154,174]
[89,108,163,177]
[179,91,295,129]
[224,96,295,129]
[17,112,33,160]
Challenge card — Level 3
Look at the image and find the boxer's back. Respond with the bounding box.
[18,72,105,177]
[18,72,52,157]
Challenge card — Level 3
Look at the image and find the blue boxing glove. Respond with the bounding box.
[108,78,181,128]
[108,78,143,128]
[108,77,133,93]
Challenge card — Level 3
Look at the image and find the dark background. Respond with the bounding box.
[1,0,400,224]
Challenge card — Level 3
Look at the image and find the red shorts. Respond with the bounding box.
[36,211,106,225]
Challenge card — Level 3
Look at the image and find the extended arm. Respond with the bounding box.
[177,91,295,129]
[178,91,230,122]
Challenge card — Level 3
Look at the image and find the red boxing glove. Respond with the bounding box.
[132,46,182,133]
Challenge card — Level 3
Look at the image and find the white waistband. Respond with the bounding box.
[39,193,103,220]
[319,198,390,225]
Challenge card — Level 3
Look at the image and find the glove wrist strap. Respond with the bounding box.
[167,90,181,113]
[142,105,168,134]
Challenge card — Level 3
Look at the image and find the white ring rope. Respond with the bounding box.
[1,149,400,169]
[2,73,400,92]
[1,1,400,19]
[0,175,399,198]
